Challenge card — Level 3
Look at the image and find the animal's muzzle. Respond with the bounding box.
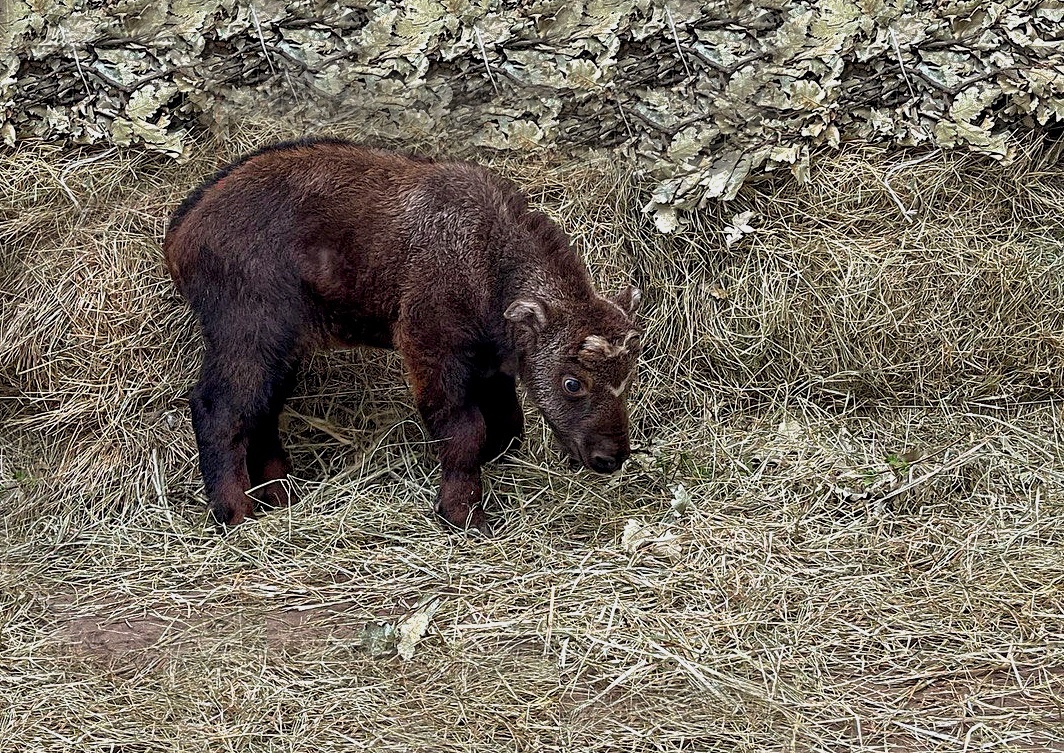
[554,428,630,474]
[590,453,622,474]
[586,438,630,474]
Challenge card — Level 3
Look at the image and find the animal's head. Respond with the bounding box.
[505,286,642,474]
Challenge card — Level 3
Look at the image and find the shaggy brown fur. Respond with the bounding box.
[164,138,641,533]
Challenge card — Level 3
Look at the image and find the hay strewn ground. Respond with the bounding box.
[1,130,1063,751]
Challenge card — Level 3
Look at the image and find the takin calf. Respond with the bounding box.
[164,138,641,534]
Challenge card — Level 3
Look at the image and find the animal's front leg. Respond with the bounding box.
[403,353,493,533]
[398,295,498,534]
[475,372,524,463]
[415,401,491,534]
[432,407,491,534]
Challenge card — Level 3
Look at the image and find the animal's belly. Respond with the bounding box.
[327,316,397,350]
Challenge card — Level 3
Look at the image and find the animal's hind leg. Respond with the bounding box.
[190,344,300,527]
[246,367,298,510]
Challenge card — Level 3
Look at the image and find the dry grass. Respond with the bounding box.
[1,127,1063,751]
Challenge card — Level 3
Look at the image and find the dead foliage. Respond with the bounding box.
[5,0,1064,225]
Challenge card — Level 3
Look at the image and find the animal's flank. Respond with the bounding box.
[163,138,641,534]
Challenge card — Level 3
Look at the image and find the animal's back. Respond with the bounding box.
[163,139,433,298]
[162,138,578,349]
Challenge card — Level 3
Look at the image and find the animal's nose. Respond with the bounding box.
[589,452,621,474]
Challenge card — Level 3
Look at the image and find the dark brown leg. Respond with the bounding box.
[190,373,256,526]
[246,368,298,510]
[475,372,523,463]
[399,339,491,534]
[190,334,301,527]
[432,408,490,534]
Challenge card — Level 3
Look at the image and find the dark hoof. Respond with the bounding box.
[436,505,493,536]
[434,474,490,535]
[255,478,297,511]
[209,496,255,528]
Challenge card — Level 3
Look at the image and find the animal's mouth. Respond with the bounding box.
[551,435,588,471]
[545,419,616,473]
[560,439,630,475]
[554,437,602,473]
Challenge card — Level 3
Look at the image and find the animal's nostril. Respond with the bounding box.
[590,454,620,474]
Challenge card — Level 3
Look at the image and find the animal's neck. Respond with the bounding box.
[502,250,594,311]
[494,209,596,359]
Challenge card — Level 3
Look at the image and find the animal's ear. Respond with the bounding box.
[504,298,550,330]
[611,286,642,318]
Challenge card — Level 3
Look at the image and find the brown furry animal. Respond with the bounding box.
[164,138,641,533]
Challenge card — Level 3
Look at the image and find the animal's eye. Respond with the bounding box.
[562,376,585,395]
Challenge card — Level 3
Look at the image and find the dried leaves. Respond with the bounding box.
[5,0,1063,225]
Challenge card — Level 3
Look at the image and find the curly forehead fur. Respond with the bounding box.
[577,330,640,363]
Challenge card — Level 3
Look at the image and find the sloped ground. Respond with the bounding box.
[1,131,1063,751]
